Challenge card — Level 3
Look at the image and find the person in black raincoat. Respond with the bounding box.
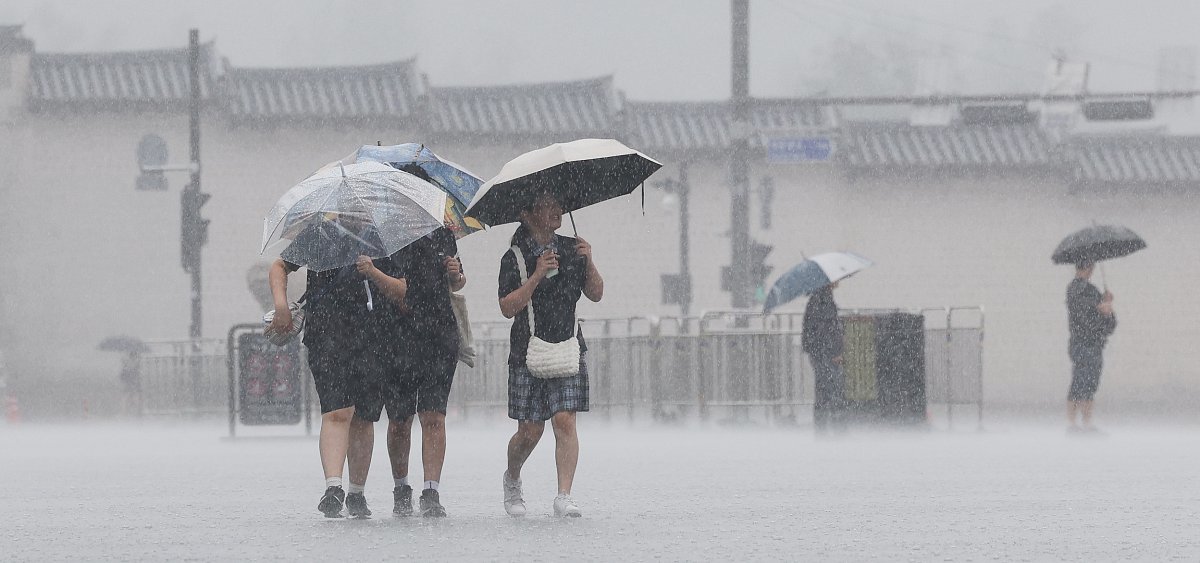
[1066,260,1116,432]
[802,282,845,432]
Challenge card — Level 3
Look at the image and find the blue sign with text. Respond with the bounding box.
[767,137,833,162]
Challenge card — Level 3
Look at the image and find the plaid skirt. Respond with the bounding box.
[508,354,590,421]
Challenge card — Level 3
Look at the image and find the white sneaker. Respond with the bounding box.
[553,494,581,518]
[503,472,526,517]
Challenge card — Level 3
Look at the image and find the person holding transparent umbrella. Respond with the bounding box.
[262,162,447,518]
[1053,224,1145,433]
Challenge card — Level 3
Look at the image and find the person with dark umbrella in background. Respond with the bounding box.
[1066,260,1116,433]
[803,281,845,433]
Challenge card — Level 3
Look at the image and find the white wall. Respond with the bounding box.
[3,117,1198,413]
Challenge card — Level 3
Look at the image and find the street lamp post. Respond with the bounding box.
[135,29,208,411]
[657,162,692,319]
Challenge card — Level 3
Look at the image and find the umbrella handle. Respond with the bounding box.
[568,211,578,237]
[364,280,374,311]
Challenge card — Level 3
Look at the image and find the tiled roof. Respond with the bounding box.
[627,100,834,154]
[425,77,619,137]
[840,122,1055,168]
[224,59,423,121]
[28,45,218,107]
[1071,135,1200,186]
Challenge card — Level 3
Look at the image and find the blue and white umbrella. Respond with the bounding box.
[762,252,873,313]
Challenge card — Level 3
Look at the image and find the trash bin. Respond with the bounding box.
[836,311,926,426]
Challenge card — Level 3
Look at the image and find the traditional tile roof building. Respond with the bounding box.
[425,76,620,142]
[27,44,219,111]
[224,59,423,125]
[1069,134,1200,190]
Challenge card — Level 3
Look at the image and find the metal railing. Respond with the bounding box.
[139,308,985,427]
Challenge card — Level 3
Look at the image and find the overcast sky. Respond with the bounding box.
[3,0,1198,100]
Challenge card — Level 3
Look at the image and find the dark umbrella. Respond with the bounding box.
[465,139,662,227]
[98,335,149,354]
[1052,225,1146,265]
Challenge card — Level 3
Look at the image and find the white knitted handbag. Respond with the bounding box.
[512,246,580,379]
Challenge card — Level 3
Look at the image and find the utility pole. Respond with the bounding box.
[677,162,692,317]
[183,28,205,340]
[729,0,752,310]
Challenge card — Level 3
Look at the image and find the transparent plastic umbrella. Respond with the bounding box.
[261,161,447,272]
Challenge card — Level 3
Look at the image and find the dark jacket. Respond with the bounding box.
[1067,278,1117,351]
[802,287,844,359]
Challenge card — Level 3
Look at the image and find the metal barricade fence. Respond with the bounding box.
[139,338,228,416]
[142,309,984,425]
[920,307,985,429]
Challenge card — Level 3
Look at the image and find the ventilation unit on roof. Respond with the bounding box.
[1083,98,1154,121]
[960,103,1037,125]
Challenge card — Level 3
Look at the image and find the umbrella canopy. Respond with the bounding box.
[354,144,486,238]
[261,161,447,271]
[465,138,662,226]
[1052,225,1146,265]
[98,335,149,354]
[762,252,874,313]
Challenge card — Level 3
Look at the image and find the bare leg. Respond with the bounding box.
[551,412,579,495]
[506,421,545,480]
[387,416,414,481]
[1081,400,1095,429]
[418,411,447,483]
[1067,401,1079,429]
[319,406,355,479]
[347,416,375,487]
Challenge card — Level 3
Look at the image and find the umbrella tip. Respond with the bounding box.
[339,162,346,177]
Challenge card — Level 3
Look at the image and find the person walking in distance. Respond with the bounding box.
[498,193,604,518]
[1066,261,1116,433]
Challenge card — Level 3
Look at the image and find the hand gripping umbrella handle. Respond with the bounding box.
[364,280,374,311]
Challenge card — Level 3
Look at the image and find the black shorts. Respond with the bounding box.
[1068,346,1104,401]
[306,338,374,414]
[357,339,458,422]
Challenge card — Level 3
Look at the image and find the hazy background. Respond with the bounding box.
[3,0,1198,99]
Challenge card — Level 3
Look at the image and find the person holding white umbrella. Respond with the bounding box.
[468,138,657,518]
[764,252,873,433]
[495,192,605,518]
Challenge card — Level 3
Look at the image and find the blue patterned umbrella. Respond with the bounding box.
[353,144,484,238]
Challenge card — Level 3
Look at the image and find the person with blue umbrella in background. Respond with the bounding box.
[764,252,872,433]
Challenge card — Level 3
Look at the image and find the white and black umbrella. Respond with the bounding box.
[763,252,874,313]
[465,138,662,227]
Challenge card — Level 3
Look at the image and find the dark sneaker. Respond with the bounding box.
[345,492,371,518]
[393,485,413,517]
[419,488,447,518]
[317,486,345,518]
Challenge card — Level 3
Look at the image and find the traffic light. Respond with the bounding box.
[749,239,773,300]
[181,186,211,273]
